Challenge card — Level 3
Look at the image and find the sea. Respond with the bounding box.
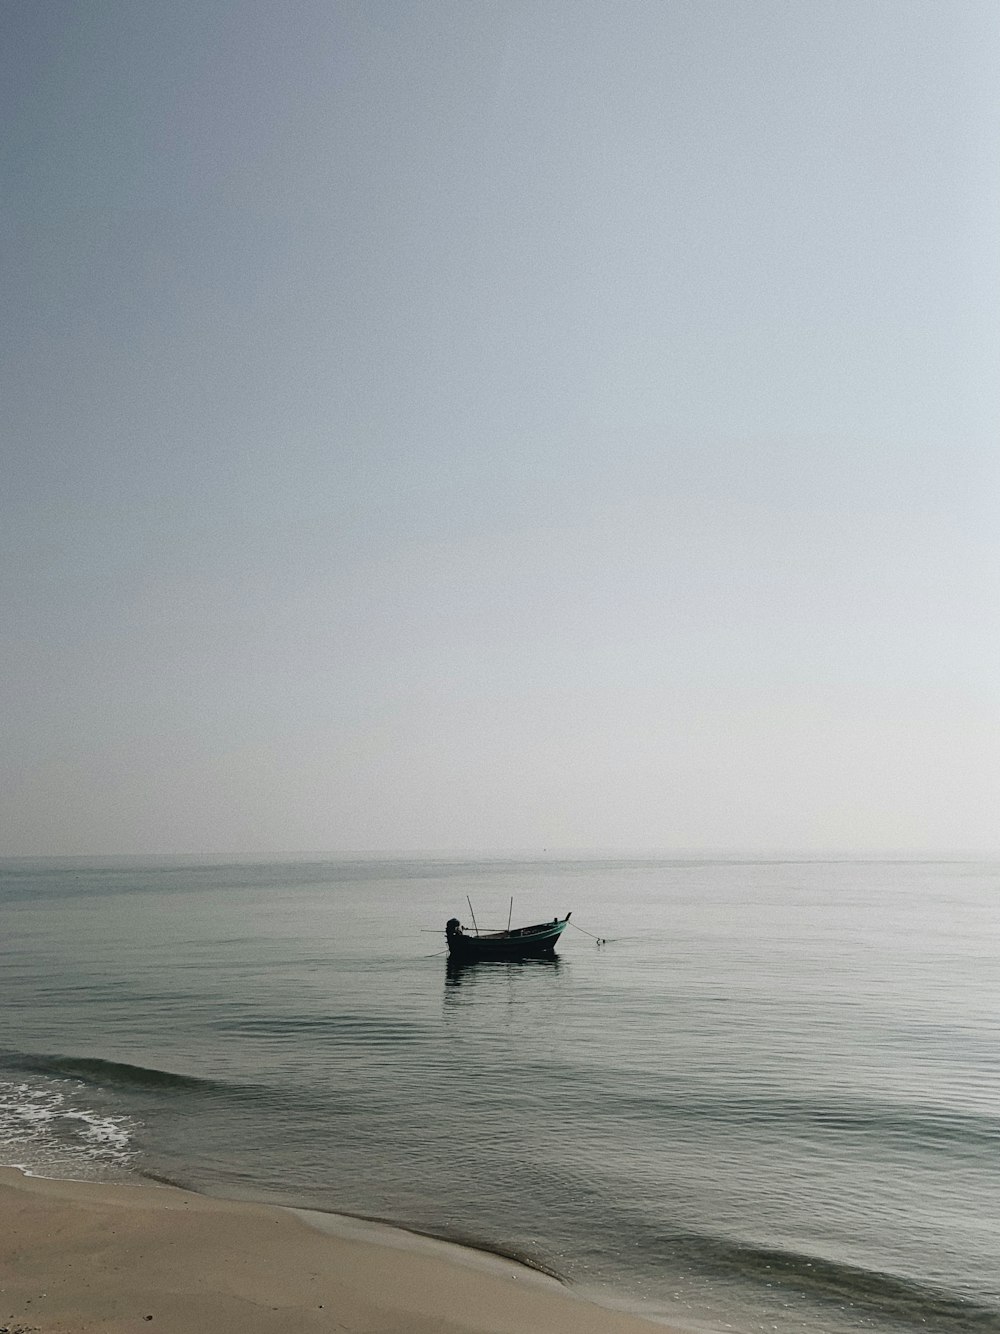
[1,855,998,1334]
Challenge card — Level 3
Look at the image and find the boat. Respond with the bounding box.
[445,913,571,961]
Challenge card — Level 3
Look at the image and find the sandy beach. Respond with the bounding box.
[0,1167,676,1334]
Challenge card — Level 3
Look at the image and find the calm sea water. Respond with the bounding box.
[1,856,998,1333]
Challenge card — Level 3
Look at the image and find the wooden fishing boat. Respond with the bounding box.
[445,913,571,961]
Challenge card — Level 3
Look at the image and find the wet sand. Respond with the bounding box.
[0,1167,677,1333]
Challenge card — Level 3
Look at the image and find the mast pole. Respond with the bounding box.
[466,895,480,936]
[507,896,513,933]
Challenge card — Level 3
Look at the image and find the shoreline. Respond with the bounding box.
[171,1179,566,1281]
[0,1166,681,1333]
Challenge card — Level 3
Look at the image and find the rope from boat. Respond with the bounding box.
[567,919,611,944]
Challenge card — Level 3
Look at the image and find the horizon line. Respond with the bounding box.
[2,847,998,863]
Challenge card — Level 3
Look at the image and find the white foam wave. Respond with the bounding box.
[0,1078,138,1179]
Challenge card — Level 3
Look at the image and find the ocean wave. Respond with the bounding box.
[208,1012,429,1047]
[661,1233,1000,1331]
[0,1049,348,1118]
[0,1049,240,1097]
[9,1052,215,1092]
[0,1078,137,1177]
[556,1069,1000,1152]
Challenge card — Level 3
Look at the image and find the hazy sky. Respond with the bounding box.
[3,1,998,855]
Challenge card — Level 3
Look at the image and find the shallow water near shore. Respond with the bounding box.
[1,855,998,1333]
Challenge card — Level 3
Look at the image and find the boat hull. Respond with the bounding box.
[445,915,570,961]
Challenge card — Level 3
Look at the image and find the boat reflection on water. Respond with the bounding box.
[444,953,565,999]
